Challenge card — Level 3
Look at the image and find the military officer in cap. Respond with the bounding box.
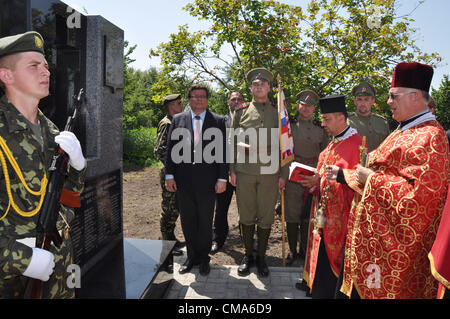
[229,67,288,277]
[347,81,390,151]
[284,90,328,265]
[0,31,86,298]
[154,94,185,255]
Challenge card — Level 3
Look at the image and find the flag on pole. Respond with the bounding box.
[278,76,295,167]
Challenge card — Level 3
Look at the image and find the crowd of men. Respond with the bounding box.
[0,30,449,299]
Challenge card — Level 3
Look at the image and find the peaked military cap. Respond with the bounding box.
[352,81,376,97]
[296,89,319,106]
[319,95,347,115]
[246,68,274,84]
[0,31,45,59]
[163,93,181,106]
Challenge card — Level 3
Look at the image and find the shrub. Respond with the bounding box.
[123,127,159,166]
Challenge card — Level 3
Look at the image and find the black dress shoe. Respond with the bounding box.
[171,247,184,256]
[256,256,269,277]
[295,280,312,297]
[199,261,210,276]
[238,255,254,276]
[210,241,222,254]
[179,259,195,274]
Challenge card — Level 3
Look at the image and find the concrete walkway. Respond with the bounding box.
[166,253,311,299]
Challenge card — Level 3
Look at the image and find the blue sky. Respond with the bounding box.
[63,0,449,90]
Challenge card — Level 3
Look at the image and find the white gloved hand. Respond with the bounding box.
[22,248,55,282]
[55,131,86,171]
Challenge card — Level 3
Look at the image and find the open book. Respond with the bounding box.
[289,161,316,183]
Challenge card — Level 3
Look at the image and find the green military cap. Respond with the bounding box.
[163,93,181,106]
[0,31,45,59]
[352,81,376,97]
[296,89,319,106]
[246,67,274,84]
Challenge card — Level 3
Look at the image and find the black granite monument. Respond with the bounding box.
[0,0,173,299]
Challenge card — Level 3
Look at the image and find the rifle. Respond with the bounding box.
[24,88,85,299]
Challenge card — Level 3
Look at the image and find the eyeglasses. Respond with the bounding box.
[189,95,208,100]
[388,91,416,100]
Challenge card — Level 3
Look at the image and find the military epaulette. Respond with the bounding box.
[289,116,298,124]
[235,103,249,111]
[313,119,322,127]
[372,113,387,120]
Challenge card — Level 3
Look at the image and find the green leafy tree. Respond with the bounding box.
[150,0,441,119]
[432,75,450,130]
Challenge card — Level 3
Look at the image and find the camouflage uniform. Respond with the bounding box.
[0,95,85,298]
[154,115,180,238]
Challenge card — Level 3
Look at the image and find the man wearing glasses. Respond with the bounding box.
[338,62,450,299]
[165,84,228,276]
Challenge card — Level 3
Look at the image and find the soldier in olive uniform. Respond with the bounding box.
[284,90,329,265]
[229,68,288,277]
[154,94,185,253]
[347,81,390,151]
[0,32,86,298]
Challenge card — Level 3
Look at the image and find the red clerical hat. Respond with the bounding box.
[391,62,434,92]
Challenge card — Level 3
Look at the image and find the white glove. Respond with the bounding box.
[22,248,55,282]
[55,131,86,171]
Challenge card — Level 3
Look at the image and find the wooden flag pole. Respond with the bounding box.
[277,74,286,267]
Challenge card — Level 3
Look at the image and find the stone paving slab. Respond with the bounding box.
[165,254,311,300]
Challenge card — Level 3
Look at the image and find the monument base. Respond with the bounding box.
[76,238,175,299]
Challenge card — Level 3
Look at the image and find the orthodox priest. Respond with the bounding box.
[340,62,450,299]
[301,95,362,298]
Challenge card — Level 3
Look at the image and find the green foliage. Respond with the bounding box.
[123,127,159,166]
[432,75,450,130]
[149,0,441,120]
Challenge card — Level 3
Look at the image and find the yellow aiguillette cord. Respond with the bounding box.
[0,136,47,221]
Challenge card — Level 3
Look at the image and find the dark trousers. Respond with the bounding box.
[177,187,216,264]
[213,182,235,246]
[312,240,338,299]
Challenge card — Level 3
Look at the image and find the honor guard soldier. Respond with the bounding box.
[229,68,288,277]
[0,31,86,298]
[347,81,390,151]
[284,90,329,266]
[154,94,185,255]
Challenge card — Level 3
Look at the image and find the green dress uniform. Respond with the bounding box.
[230,67,288,277]
[154,113,181,240]
[285,117,328,259]
[347,112,390,152]
[0,96,85,298]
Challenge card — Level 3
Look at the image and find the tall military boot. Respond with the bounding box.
[286,222,299,266]
[238,223,255,276]
[256,226,271,277]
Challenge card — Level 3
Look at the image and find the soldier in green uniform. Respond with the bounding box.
[0,32,86,298]
[347,81,390,151]
[284,90,329,265]
[229,68,288,277]
[154,94,184,254]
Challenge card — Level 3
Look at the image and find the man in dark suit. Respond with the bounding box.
[211,91,244,253]
[165,84,228,276]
